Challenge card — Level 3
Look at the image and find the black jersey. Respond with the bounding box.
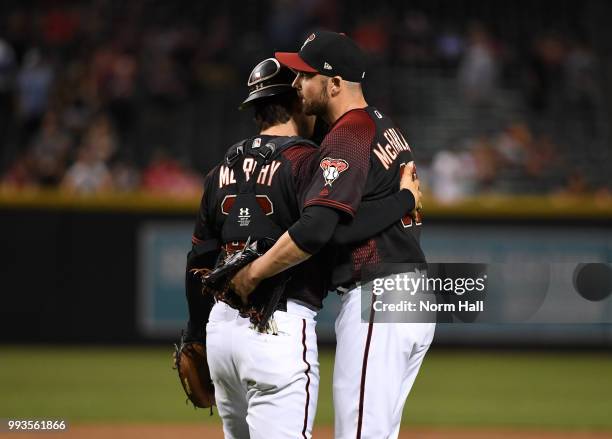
[193,135,331,309]
[302,106,425,287]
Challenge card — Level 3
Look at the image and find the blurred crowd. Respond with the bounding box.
[430,122,572,202]
[426,22,609,201]
[0,0,608,200]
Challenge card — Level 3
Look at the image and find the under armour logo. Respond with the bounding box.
[323,62,332,70]
[238,208,251,226]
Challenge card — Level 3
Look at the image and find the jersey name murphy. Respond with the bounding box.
[218,159,282,188]
[373,128,411,171]
[198,135,329,310]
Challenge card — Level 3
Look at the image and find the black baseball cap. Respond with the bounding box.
[275,31,366,83]
[240,58,296,110]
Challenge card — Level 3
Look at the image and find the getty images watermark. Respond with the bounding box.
[359,262,612,324]
[373,272,487,311]
[358,263,489,323]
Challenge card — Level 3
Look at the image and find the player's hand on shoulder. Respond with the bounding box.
[400,162,423,214]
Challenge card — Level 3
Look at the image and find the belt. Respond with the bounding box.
[217,296,286,311]
[336,282,359,295]
[222,241,247,254]
[276,297,287,312]
[216,298,316,320]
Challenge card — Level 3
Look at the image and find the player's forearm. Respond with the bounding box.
[185,243,220,337]
[288,205,340,253]
[333,189,414,244]
[250,206,340,280]
[249,231,311,281]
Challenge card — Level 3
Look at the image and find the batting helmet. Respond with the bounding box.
[239,58,296,110]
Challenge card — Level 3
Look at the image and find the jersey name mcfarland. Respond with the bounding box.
[373,128,411,170]
[218,158,282,188]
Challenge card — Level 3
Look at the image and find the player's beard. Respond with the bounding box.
[295,112,316,138]
[292,96,316,138]
[302,79,329,117]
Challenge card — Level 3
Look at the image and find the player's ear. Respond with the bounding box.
[329,76,342,97]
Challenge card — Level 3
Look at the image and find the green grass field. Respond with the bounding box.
[1,346,611,430]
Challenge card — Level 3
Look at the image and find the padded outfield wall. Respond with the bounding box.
[1,192,611,346]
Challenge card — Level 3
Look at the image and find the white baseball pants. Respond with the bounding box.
[333,283,435,439]
[206,300,319,439]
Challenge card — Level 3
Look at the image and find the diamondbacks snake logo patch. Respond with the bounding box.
[320,157,349,186]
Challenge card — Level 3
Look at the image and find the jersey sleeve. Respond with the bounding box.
[281,143,319,207]
[302,110,375,217]
[332,189,415,244]
[192,167,219,246]
[186,167,219,334]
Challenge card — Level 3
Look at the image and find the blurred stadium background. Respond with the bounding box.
[1,0,611,195]
[1,0,611,437]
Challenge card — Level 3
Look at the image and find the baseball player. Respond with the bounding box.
[182,57,421,439]
[231,32,434,439]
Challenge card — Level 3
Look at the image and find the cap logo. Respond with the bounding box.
[324,62,333,70]
[301,33,316,50]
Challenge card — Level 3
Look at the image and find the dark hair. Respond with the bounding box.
[253,91,297,131]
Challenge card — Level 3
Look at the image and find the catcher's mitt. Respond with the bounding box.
[173,332,215,411]
[191,237,287,333]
